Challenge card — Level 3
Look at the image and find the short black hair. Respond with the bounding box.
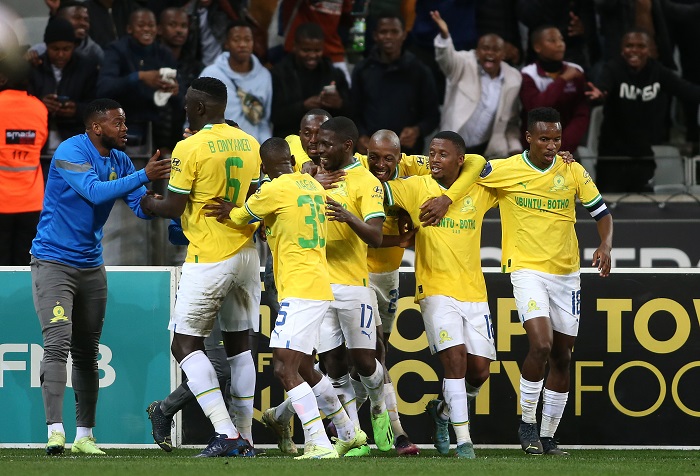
[159,6,188,24]
[320,116,358,144]
[84,98,122,126]
[128,7,156,25]
[433,131,466,156]
[304,108,331,120]
[527,107,561,131]
[57,1,87,14]
[375,12,405,29]
[530,24,560,46]
[295,22,324,43]
[226,20,252,37]
[260,137,291,163]
[190,76,227,103]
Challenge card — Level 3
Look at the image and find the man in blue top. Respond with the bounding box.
[31,98,171,456]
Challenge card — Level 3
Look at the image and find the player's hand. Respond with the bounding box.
[315,169,346,189]
[144,150,171,181]
[139,193,158,217]
[301,160,319,176]
[325,197,354,223]
[145,189,163,200]
[257,220,267,242]
[399,126,420,149]
[397,209,417,248]
[592,244,612,277]
[418,195,452,227]
[430,10,449,39]
[559,150,576,164]
[203,197,235,223]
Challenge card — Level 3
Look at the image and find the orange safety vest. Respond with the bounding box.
[0,89,48,213]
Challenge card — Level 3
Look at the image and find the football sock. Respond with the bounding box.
[330,373,360,426]
[312,375,355,441]
[443,378,471,445]
[289,382,332,449]
[466,381,481,402]
[228,350,255,444]
[384,382,407,438]
[47,423,65,438]
[75,426,92,440]
[540,388,568,438]
[359,360,386,415]
[273,397,295,425]
[520,376,544,425]
[180,350,237,438]
[350,375,368,409]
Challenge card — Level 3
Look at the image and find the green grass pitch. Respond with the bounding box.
[2,448,699,476]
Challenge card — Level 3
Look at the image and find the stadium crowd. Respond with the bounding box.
[5,0,697,460]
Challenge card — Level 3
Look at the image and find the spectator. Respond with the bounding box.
[97,8,179,150]
[271,22,350,139]
[432,10,522,158]
[520,25,590,153]
[352,13,439,156]
[156,7,203,154]
[31,1,103,65]
[184,0,228,67]
[587,30,700,193]
[28,18,99,150]
[199,21,272,143]
[279,0,353,84]
[84,0,140,48]
[0,55,48,266]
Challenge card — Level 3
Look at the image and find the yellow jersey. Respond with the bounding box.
[356,153,487,273]
[285,134,312,173]
[326,160,385,286]
[384,176,497,302]
[168,123,261,263]
[229,172,333,301]
[478,151,603,275]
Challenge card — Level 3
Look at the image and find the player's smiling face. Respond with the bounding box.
[429,138,463,185]
[300,114,328,160]
[526,121,561,168]
[128,10,157,46]
[367,137,400,183]
[317,129,347,171]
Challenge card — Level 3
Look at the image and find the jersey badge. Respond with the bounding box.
[438,330,453,344]
[550,173,569,192]
[460,196,476,213]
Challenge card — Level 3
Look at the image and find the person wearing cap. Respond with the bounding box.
[27,16,100,150]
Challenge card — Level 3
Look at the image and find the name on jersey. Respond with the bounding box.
[515,196,570,210]
[207,138,252,153]
[438,217,475,230]
[295,179,318,191]
[5,130,36,145]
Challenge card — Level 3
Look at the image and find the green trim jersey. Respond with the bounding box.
[229,172,333,301]
[285,134,312,173]
[168,123,261,263]
[478,151,609,275]
[384,176,497,302]
[326,161,385,286]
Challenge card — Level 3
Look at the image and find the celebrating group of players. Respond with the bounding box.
[34,75,613,459]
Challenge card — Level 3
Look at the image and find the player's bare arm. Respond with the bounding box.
[326,197,383,247]
[592,214,613,277]
[140,190,188,219]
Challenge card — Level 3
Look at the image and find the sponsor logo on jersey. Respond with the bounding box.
[5,130,36,145]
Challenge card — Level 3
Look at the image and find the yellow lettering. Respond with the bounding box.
[257,352,273,373]
[634,298,690,354]
[671,361,700,417]
[598,298,632,352]
[496,298,524,352]
[609,361,665,417]
[388,360,438,416]
[260,303,271,339]
[388,297,428,352]
[574,361,604,415]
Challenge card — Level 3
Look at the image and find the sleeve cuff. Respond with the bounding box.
[434,34,451,47]
[137,168,149,184]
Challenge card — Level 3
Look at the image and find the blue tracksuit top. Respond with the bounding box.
[31,133,151,268]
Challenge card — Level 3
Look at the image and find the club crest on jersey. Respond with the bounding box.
[550,173,568,192]
[108,171,117,181]
[50,303,68,323]
[460,196,476,213]
[527,299,541,313]
[330,181,349,197]
[438,330,452,344]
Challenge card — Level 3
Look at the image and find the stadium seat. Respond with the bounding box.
[576,105,603,181]
[652,145,687,194]
[16,16,48,47]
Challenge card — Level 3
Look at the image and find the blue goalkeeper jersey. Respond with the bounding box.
[31,133,151,268]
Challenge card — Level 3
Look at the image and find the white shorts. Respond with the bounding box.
[369,270,400,335]
[510,269,581,337]
[169,245,261,337]
[317,284,375,353]
[420,295,496,359]
[270,298,330,355]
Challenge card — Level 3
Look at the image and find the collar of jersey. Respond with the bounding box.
[522,150,555,173]
[201,124,214,130]
[342,160,362,171]
[430,176,448,190]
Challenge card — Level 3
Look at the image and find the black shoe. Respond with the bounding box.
[195,433,252,457]
[518,421,543,455]
[541,437,569,456]
[146,401,173,452]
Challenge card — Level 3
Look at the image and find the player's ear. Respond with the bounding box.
[525,131,532,145]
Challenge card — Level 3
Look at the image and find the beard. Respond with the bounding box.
[101,134,125,152]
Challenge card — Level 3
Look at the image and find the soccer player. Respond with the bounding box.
[204,137,339,458]
[31,98,171,455]
[314,116,394,452]
[140,77,261,457]
[478,107,613,455]
[382,131,494,458]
